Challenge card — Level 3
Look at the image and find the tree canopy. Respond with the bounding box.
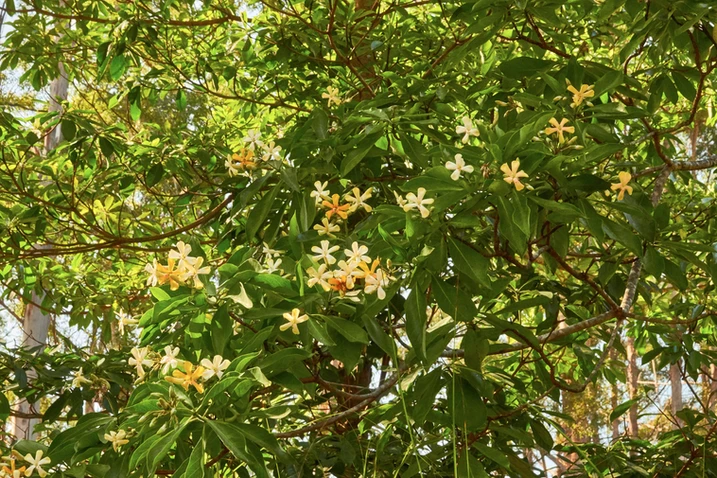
[2,0,717,476]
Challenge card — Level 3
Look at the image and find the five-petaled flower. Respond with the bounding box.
[345,242,371,266]
[500,160,529,191]
[344,187,373,213]
[403,188,434,218]
[306,263,332,291]
[23,450,51,478]
[310,181,331,206]
[104,430,130,452]
[156,259,183,291]
[322,86,342,107]
[261,141,282,162]
[567,83,595,108]
[128,347,153,378]
[180,257,211,289]
[544,117,575,144]
[445,153,474,181]
[313,217,341,237]
[456,116,480,144]
[311,240,340,265]
[243,129,263,150]
[201,355,231,380]
[160,346,180,374]
[322,194,351,221]
[280,308,309,335]
[165,361,206,393]
[611,171,633,200]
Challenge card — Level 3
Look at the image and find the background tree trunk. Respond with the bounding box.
[670,361,683,428]
[11,64,68,441]
[626,336,639,437]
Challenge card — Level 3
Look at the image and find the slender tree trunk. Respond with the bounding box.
[11,63,68,441]
[710,363,717,410]
[670,362,683,428]
[610,348,620,440]
[626,336,639,437]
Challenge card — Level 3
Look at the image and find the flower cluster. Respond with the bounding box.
[145,241,211,291]
[310,182,373,236]
[1,451,51,478]
[305,241,393,301]
[128,345,231,391]
[225,130,283,177]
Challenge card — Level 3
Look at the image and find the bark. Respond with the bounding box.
[11,63,68,441]
[610,348,620,440]
[626,336,639,437]
[670,362,683,428]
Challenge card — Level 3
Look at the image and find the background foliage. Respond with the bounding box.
[2,0,717,476]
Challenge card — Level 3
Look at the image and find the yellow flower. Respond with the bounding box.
[165,361,206,393]
[322,194,351,221]
[1,459,26,478]
[313,217,340,237]
[567,83,595,108]
[500,160,529,191]
[544,117,575,144]
[156,259,183,291]
[344,187,373,213]
[280,308,309,335]
[610,171,633,200]
[225,149,257,176]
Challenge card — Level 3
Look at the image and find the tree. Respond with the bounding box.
[1,0,717,476]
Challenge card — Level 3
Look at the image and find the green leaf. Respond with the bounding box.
[246,183,281,239]
[473,442,510,469]
[210,304,233,356]
[176,89,187,110]
[610,398,640,423]
[322,315,369,344]
[180,441,205,478]
[405,287,427,363]
[431,277,477,322]
[206,421,269,478]
[530,419,554,450]
[109,55,127,80]
[447,238,491,288]
[146,163,164,188]
[500,57,554,78]
[61,120,77,141]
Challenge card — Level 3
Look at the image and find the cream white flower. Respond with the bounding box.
[263,256,283,274]
[456,116,479,144]
[180,256,211,289]
[445,153,474,181]
[311,240,340,265]
[128,347,153,378]
[144,259,161,287]
[403,188,434,218]
[168,241,192,267]
[313,217,340,237]
[160,346,180,374]
[200,355,231,380]
[71,369,91,388]
[280,309,309,335]
[306,263,332,291]
[261,141,282,162]
[225,155,242,177]
[322,86,342,107]
[262,242,283,258]
[334,260,360,290]
[394,191,407,208]
[23,450,51,478]
[243,129,263,150]
[344,187,373,213]
[104,430,129,452]
[344,242,370,265]
[117,311,138,334]
[310,181,330,206]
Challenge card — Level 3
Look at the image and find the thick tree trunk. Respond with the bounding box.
[710,364,717,410]
[626,336,639,437]
[12,63,68,441]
